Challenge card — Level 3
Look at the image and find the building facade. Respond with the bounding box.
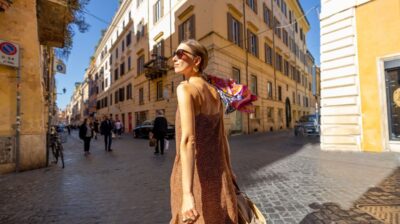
[320,0,400,152]
[0,0,73,173]
[75,0,318,135]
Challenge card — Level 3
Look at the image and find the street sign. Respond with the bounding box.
[0,40,19,68]
[54,59,66,74]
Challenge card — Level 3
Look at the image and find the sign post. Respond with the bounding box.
[0,40,20,68]
[0,40,21,172]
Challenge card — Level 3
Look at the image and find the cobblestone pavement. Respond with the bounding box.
[0,130,399,224]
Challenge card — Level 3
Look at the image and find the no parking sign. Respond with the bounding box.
[0,40,20,68]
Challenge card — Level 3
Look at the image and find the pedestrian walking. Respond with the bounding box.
[170,39,245,224]
[79,118,94,156]
[152,110,168,155]
[66,124,71,135]
[114,119,122,138]
[93,118,99,140]
[100,115,114,151]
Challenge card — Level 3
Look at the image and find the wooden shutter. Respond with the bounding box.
[178,23,184,43]
[227,13,232,42]
[190,15,196,39]
[254,0,258,14]
[239,21,243,48]
[160,39,165,57]
[247,29,250,53]
[255,35,259,57]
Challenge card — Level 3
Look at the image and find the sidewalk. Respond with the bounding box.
[0,130,399,223]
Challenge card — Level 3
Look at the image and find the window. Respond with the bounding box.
[250,75,257,95]
[263,4,272,28]
[282,0,287,17]
[297,94,300,105]
[179,15,195,42]
[282,29,288,46]
[115,90,119,103]
[120,63,125,76]
[128,56,131,71]
[126,31,132,46]
[247,30,258,57]
[278,86,282,101]
[265,43,273,65]
[267,107,274,122]
[227,13,243,48]
[114,68,119,81]
[137,55,144,75]
[275,53,282,72]
[139,87,144,105]
[110,55,113,66]
[105,78,108,88]
[246,0,257,13]
[274,17,281,38]
[136,22,145,41]
[157,81,163,100]
[292,92,295,104]
[119,87,125,102]
[267,81,273,99]
[153,40,164,57]
[232,67,240,84]
[153,0,163,23]
[122,40,125,52]
[284,60,289,76]
[127,84,132,100]
[110,94,113,105]
[300,28,304,41]
[116,47,119,59]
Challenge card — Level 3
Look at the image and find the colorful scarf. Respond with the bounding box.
[205,74,258,114]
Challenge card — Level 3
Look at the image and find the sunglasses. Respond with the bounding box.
[173,49,195,59]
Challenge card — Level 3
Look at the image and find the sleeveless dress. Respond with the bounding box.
[170,106,238,224]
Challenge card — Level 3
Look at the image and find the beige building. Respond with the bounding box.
[76,0,317,134]
[320,0,400,152]
[0,0,73,173]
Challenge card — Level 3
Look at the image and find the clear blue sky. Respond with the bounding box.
[56,0,320,109]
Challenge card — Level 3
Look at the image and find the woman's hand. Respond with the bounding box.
[181,193,199,223]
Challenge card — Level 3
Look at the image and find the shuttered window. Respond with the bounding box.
[247,30,259,57]
[227,13,243,48]
[179,15,195,42]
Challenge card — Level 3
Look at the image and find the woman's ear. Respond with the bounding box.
[194,57,202,69]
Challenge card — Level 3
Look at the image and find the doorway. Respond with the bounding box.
[285,98,292,128]
[385,64,400,142]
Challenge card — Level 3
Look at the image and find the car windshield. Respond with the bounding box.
[300,115,317,122]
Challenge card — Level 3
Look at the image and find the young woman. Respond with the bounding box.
[170,39,237,224]
[79,118,94,156]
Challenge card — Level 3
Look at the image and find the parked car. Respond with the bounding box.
[133,120,175,139]
[294,114,320,136]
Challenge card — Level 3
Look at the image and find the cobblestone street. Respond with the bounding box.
[0,130,399,223]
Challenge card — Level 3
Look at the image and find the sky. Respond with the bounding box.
[56,0,321,110]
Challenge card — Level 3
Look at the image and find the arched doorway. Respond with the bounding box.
[285,98,291,128]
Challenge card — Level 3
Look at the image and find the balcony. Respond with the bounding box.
[144,54,170,80]
[37,0,73,47]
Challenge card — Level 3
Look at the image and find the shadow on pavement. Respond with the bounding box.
[300,167,400,224]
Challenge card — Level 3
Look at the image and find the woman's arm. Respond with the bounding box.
[176,83,199,220]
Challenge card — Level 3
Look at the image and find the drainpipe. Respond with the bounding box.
[15,47,22,172]
[242,0,250,134]
[271,0,276,101]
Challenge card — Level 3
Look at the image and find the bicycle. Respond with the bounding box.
[50,127,65,168]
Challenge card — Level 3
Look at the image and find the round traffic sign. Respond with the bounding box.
[0,42,17,56]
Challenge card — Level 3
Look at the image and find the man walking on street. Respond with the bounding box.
[152,110,168,155]
[93,118,99,140]
[100,115,114,151]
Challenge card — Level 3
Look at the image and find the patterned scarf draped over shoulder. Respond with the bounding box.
[205,74,258,114]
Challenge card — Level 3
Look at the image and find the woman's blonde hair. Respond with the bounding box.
[181,39,208,73]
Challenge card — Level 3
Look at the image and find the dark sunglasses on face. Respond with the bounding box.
[173,49,195,59]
